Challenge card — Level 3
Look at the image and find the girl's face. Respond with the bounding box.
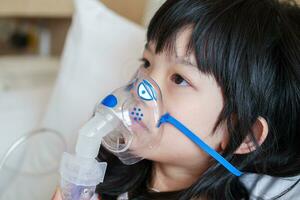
[137,29,227,172]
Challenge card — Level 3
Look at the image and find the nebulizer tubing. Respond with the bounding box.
[0,128,66,175]
[0,128,66,199]
[59,108,120,200]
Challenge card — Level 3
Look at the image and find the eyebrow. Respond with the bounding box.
[144,43,197,68]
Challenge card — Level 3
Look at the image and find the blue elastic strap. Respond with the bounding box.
[157,113,243,177]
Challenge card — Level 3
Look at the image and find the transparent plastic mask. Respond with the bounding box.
[94,69,163,164]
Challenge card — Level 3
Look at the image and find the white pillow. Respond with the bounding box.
[42,0,146,152]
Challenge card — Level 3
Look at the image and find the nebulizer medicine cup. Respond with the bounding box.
[60,153,107,200]
[59,108,118,200]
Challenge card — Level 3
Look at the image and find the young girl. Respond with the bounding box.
[53,0,300,199]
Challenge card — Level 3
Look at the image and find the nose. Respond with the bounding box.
[141,67,165,98]
[137,79,157,101]
[143,67,170,115]
[137,68,167,114]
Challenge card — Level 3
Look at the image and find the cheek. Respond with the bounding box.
[168,100,221,142]
[143,124,211,167]
[165,87,224,148]
[141,81,225,164]
[141,106,222,163]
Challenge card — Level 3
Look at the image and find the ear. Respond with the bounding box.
[234,117,269,154]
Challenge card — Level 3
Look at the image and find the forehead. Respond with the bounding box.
[146,28,194,57]
[145,28,197,68]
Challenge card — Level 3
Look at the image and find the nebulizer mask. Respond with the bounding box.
[59,67,243,200]
[91,68,164,165]
[59,68,164,200]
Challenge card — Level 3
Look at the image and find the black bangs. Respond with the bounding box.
[147,0,286,85]
[146,0,200,57]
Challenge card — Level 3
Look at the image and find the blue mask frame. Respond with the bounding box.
[158,113,243,177]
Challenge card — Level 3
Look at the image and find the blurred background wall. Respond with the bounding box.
[0,0,165,93]
[0,0,165,57]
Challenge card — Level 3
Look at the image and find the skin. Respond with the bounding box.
[52,188,62,200]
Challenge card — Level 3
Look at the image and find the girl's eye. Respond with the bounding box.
[171,74,190,87]
[139,58,150,68]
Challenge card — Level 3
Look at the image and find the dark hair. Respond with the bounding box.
[96,0,300,199]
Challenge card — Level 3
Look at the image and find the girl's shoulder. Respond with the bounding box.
[240,173,300,200]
